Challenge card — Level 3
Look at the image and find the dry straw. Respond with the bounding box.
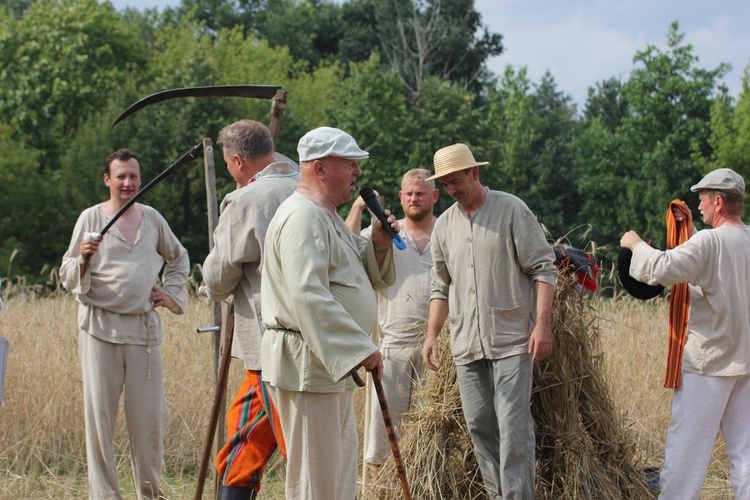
[364,271,653,499]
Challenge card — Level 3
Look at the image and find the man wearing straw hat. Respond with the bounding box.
[260,126,399,499]
[422,143,556,499]
[620,168,750,499]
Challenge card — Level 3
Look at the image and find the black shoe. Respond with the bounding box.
[217,485,257,500]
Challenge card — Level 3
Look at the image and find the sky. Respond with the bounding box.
[109,0,750,108]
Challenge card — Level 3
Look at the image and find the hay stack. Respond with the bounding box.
[364,271,653,499]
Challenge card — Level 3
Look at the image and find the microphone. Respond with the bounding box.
[360,186,406,250]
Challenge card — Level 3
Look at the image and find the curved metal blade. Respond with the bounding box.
[112,85,283,127]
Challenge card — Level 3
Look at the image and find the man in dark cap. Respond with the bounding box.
[620,167,750,498]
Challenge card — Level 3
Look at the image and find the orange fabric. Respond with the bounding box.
[664,200,692,388]
[216,369,287,490]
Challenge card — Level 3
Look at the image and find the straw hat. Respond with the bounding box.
[429,143,488,180]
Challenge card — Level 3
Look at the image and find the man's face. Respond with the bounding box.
[438,168,476,205]
[399,178,437,222]
[104,158,141,202]
[322,157,362,207]
[698,190,718,227]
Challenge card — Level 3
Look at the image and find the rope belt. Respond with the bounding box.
[664,200,692,388]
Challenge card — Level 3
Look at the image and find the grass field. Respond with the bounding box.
[0,283,734,499]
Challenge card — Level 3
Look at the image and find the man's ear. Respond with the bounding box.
[313,159,326,177]
[715,194,726,213]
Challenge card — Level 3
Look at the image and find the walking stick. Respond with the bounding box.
[194,303,235,500]
[351,368,413,500]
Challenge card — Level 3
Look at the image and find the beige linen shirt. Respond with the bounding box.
[362,224,431,348]
[431,190,556,365]
[261,193,396,392]
[202,162,299,370]
[629,225,750,376]
[59,204,189,345]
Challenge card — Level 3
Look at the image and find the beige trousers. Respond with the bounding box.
[269,386,358,500]
[79,331,168,500]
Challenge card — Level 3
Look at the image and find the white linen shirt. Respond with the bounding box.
[362,224,431,348]
[202,161,299,370]
[629,225,750,376]
[261,192,396,392]
[430,190,557,365]
[59,204,189,345]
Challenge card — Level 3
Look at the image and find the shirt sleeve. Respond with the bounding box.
[630,237,704,288]
[154,210,189,314]
[202,192,262,301]
[59,210,95,295]
[277,213,377,383]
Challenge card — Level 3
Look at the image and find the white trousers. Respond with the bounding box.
[269,386,358,500]
[79,331,168,500]
[364,345,423,464]
[660,371,750,500]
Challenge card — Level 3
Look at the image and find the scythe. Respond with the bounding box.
[112,83,291,499]
[112,84,288,145]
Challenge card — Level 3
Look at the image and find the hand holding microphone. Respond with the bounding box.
[359,186,406,250]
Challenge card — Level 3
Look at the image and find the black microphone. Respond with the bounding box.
[359,186,406,250]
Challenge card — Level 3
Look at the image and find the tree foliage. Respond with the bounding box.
[0,1,744,291]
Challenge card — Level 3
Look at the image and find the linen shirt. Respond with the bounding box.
[431,190,556,365]
[362,224,431,348]
[629,225,750,376]
[60,204,189,345]
[202,161,299,370]
[261,192,396,392]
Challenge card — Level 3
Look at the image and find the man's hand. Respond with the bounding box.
[360,350,384,381]
[620,230,644,251]
[150,285,175,310]
[371,209,400,250]
[528,323,553,362]
[671,205,687,222]
[78,237,101,265]
[422,336,441,371]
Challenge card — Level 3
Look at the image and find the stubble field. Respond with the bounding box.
[0,283,734,499]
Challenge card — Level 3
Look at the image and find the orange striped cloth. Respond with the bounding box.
[664,200,692,388]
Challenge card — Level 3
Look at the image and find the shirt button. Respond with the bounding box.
[470,289,475,294]
[467,238,472,243]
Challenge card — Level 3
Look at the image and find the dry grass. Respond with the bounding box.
[0,276,734,499]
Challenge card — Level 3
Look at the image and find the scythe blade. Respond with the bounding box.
[112,84,283,127]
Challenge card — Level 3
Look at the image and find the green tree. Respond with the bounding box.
[0,128,46,278]
[707,64,750,219]
[483,68,579,239]
[373,0,503,100]
[574,22,728,253]
[0,0,146,169]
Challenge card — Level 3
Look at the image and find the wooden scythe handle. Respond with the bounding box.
[194,303,235,500]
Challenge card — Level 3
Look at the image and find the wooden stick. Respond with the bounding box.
[194,303,235,500]
[351,368,412,499]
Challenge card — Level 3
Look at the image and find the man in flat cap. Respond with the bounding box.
[260,127,399,499]
[421,143,556,499]
[621,168,750,499]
